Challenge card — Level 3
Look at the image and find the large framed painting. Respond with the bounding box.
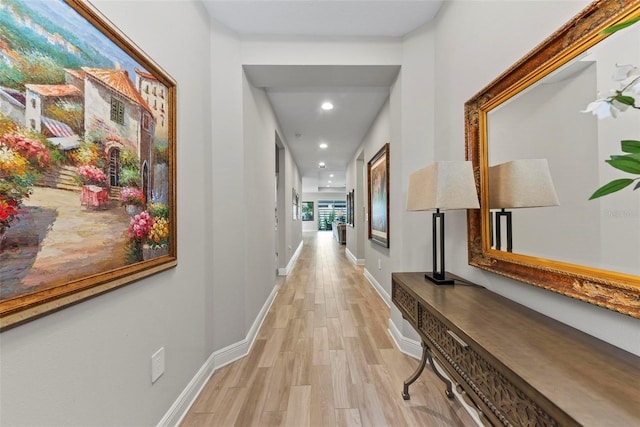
[301,201,314,221]
[0,0,177,330]
[368,144,389,248]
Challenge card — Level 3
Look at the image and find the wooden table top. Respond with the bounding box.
[392,272,640,427]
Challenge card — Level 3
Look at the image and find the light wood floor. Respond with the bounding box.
[181,231,476,426]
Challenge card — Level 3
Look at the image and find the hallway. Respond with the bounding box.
[181,232,475,426]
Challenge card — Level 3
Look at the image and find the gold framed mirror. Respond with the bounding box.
[465,0,640,319]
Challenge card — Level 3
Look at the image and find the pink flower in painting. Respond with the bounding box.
[127,211,152,241]
[120,187,145,207]
[0,133,50,168]
[77,165,107,186]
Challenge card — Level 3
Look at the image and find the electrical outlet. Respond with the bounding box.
[151,347,165,384]
[378,259,382,270]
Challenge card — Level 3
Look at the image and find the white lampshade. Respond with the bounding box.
[407,161,479,211]
[489,159,559,209]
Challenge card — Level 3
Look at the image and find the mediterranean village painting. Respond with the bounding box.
[0,0,176,322]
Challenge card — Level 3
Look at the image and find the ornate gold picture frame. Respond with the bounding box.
[0,0,177,330]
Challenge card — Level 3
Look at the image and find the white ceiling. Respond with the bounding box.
[202,1,444,192]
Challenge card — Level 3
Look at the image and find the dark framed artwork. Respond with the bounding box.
[0,0,177,330]
[292,188,299,220]
[349,189,355,226]
[367,143,389,248]
[346,189,354,227]
[301,201,314,221]
[346,192,351,226]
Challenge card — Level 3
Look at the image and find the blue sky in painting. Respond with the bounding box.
[19,0,149,84]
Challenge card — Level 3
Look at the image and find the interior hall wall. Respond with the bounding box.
[242,73,282,331]
[360,101,393,294]
[432,0,639,356]
[345,154,365,261]
[1,1,214,425]
[386,21,438,343]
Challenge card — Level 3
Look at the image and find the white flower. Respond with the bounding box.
[624,76,640,96]
[582,99,623,119]
[612,63,638,81]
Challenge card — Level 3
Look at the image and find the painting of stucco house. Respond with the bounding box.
[5,66,160,203]
[0,86,26,123]
[0,0,176,329]
[24,83,83,149]
[135,68,168,145]
[81,67,156,203]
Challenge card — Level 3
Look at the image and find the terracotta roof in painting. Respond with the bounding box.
[25,84,82,97]
[135,67,157,81]
[0,86,26,107]
[81,67,153,114]
[64,68,86,80]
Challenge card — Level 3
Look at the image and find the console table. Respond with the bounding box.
[391,272,640,427]
[332,221,346,244]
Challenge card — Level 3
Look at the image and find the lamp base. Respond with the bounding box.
[424,272,455,285]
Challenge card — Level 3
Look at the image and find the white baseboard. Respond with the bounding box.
[158,283,280,427]
[278,240,303,276]
[345,247,365,265]
[388,318,422,359]
[363,268,390,307]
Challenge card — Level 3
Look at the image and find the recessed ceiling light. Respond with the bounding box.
[319,162,326,168]
[328,180,332,184]
[321,102,333,111]
[330,174,334,177]
[319,143,328,149]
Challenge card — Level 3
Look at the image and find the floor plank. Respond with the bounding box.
[181,231,477,426]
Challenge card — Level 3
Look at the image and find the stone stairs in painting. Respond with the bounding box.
[36,165,80,192]
[36,165,123,200]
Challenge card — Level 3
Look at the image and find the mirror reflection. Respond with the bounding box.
[487,21,640,276]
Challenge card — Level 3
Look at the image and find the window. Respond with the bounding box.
[142,113,150,131]
[317,200,347,231]
[30,98,36,108]
[29,119,36,130]
[110,97,125,125]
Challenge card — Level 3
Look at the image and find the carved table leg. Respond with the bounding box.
[403,341,428,400]
[426,346,454,399]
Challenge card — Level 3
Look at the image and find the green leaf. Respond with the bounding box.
[635,181,640,191]
[606,156,640,174]
[601,16,640,34]
[614,95,636,106]
[621,140,640,153]
[610,153,640,161]
[589,179,635,199]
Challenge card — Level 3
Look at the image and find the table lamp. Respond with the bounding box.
[407,161,479,285]
[489,159,559,252]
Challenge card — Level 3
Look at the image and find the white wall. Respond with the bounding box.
[1,1,214,425]
[345,154,365,262]
[431,0,640,356]
[3,3,639,426]
[359,101,393,290]
[210,17,304,351]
